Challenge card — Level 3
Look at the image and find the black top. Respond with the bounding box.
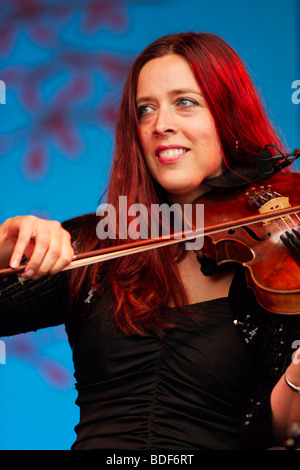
[72,293,254,450]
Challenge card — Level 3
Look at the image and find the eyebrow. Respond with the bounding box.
[170,88,203,96]
[136,88,203,105]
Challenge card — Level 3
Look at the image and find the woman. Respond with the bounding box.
[0,32,299,450]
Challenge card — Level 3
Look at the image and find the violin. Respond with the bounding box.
[195,171,300,315]
[1,171,300,316]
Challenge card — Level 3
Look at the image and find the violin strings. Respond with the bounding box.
[253,187,294,231]
[270,187,300,226]
[276,203,299,231]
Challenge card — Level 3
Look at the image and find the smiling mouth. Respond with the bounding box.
[157,148,188,158]
[156,148,190,162]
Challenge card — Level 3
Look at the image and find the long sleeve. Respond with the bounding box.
[0,214,92,339]
[239,310,300,449]
[228,265,300,449]
[0,271,69,338]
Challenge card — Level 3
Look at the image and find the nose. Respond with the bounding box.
[153,107,177,136]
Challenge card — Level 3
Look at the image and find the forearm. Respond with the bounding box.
[271,347,300,443]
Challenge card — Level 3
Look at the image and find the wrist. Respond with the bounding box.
[285,370,300,395]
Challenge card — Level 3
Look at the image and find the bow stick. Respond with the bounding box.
[1,203,300,277]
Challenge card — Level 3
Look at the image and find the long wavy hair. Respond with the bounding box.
[69,32,285,336]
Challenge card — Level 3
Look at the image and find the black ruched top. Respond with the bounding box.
[71,290,254,450]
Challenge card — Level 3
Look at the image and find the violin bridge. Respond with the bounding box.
[245,185,290,225]
[258,196,291,225]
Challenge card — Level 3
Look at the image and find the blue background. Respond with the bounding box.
[0,0,299,450]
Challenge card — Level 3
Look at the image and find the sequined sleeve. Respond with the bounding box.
[229,265,300,449]
[0,271,69,338]
[0,214,95,339]
[239,309,300,449]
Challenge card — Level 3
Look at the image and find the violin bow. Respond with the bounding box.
[1,203,300,278]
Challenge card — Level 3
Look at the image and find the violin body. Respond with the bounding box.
[199,172,300,315]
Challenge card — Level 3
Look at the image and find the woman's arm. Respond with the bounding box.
[0,215,75,337]
[271,346,300,443]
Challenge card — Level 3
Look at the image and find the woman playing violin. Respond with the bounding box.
[0,32,299,450]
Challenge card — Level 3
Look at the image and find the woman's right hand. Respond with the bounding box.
[0,215,74,279]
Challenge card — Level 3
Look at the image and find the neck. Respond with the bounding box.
[167,183,212,207]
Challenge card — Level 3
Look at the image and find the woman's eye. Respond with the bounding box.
[177,98,197,108]
[137,105,152,119]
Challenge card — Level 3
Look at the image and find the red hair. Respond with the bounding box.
[69,32,285,336]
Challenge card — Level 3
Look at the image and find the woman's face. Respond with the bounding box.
[136,54,224,204]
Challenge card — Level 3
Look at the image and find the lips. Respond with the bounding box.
[155,145,189,164]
